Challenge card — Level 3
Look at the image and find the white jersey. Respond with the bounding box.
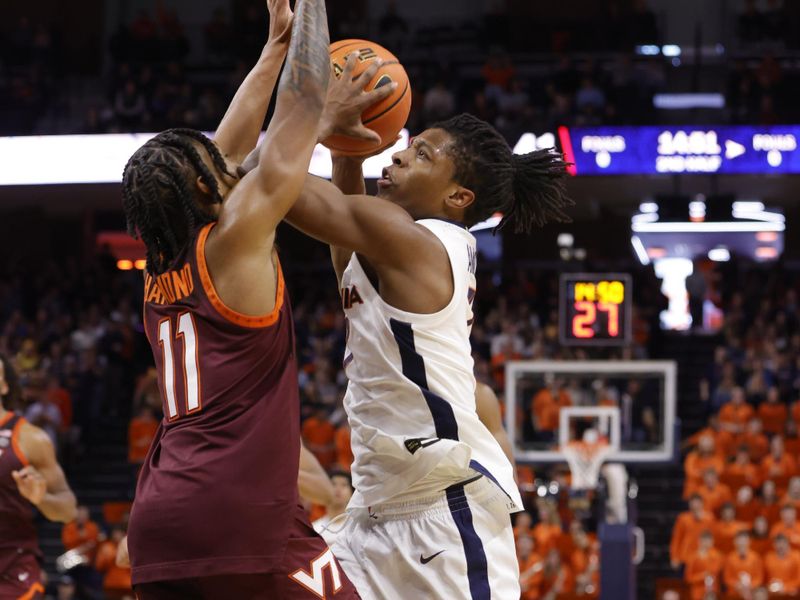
[340,218,522,511]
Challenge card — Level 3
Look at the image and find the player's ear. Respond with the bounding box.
[196,176,212,196]
[445,186,475,211]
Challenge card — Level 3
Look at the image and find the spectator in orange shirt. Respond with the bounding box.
[684,530,723,600]
[764,533,800,596]
[741,418,769,462]
[532,502,563,557]
[785,420,800,456]
[771,505,800,550]
[752,515,773,555]
[334,422,353,471]
[61,505,101,561]
[719,388,754,436]
[762,480,783,526]
[301,407,336,468]
[568,522,600,597]
[791,399,800,427]
[759,387,788,436]
[724,446,762,491]
[686,415,735,458]
[713,503,748,555]
[514,511,534,541]
[735,485,761,523]
[540,548,575,599]
[783,477,800,512]
[671,495,716,569]
[697,468,733,516]
[761,436,797,489]
[95,525,132,599]
[518,535,544,600]
[531,376,570,441]
[128,405,158,464]
[723,531,764,599]
[684,434,725,498]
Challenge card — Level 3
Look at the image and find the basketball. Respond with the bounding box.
[323,39,412,156]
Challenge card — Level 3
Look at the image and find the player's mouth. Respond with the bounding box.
[377,167,394,189]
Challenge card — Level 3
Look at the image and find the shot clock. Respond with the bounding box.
[559,274,632,346]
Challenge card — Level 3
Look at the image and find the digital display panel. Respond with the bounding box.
[559,274,632,346]
[561,125,800,175]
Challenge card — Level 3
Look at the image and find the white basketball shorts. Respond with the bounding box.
[330,474,520,600]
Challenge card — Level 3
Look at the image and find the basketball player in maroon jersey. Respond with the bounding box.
[0,354,77,599]
[119,0,361,597]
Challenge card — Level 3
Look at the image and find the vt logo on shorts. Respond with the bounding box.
[420,550,445,564]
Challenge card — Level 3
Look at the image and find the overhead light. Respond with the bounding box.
[756,231,778,243]
[117,260,133,271]
[632,221,784,233]
[134,260,147,270]
[639,202,659,214]
[631,236,650,265]
[636,45,661,56]
[708,248,730,262]
[662,45,682,57]
[557,233,575,248]
[755,247,779,260]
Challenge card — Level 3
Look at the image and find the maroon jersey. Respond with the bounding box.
[0,412,41,574]
[128,222,301,584]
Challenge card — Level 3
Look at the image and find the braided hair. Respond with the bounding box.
[122,128,234,275]
[432,114,573,232]
[0,353,22,411]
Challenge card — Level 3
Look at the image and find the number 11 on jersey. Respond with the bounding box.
[157,312,201,420]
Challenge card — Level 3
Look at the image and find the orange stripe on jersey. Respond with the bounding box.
[0,412,13,428]
[195,223,285,328]
[16,580,43,599]
[11,418,29,467]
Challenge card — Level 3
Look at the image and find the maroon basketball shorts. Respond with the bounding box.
[0,551,44,599]
[134,506,361,599]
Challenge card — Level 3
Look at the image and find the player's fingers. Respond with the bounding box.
[356,58,384,86]
[346,125,382,144]
[359,81,397,109]
[341,52,359,78]
[12,466,33,479]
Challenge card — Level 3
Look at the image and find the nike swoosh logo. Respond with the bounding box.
[420,550,445,564]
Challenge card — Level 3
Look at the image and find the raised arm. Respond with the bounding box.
[285,174,452,312]
[14,423,77,523]
[213,0,330,249]
[213,0,293,164]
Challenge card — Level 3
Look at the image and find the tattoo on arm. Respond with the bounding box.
[278,0,330,99]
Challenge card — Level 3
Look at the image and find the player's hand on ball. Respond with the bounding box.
[267,0,293,45]
[116,536,131,568]
[12,466,47,506]
[319,53,397,146]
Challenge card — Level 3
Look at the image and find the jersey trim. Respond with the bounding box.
[18,582,45,600]
[11,417,30,467]
[389,318,459,441]
[0,412,12,428]
[195,223,285,328]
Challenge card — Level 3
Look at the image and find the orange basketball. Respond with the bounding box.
[324,39,412,156]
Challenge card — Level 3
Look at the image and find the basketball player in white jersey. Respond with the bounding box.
[285,55,572,599]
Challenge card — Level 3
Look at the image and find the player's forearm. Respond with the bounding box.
[329,156,363,278]
[332,155,367,195]
[214,41,289,162]
[36,489,77,523]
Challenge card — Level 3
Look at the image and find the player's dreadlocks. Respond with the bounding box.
[433,114,573,232]
[122,128,234,275]
[0,353,22,411]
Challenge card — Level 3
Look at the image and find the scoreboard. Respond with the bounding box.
[559,125,800,176]
[559,274,632,346]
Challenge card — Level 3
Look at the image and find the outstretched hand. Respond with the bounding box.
[267,0,293,45]
[319,52,398,147]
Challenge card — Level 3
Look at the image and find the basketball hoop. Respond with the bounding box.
[562,433,614,491]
